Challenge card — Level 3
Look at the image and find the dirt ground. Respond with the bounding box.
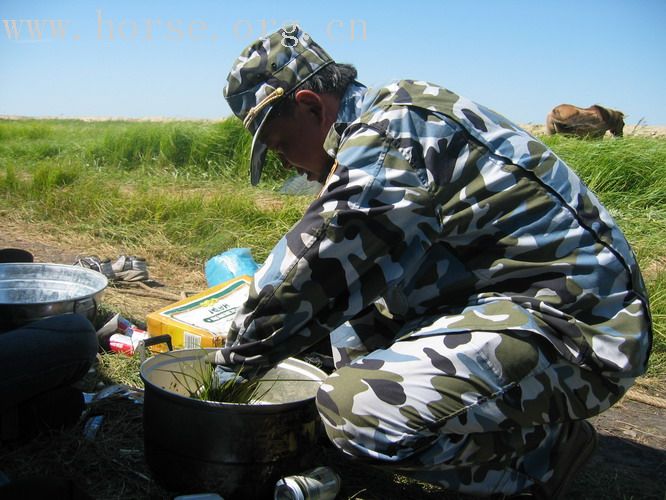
[1,218,665,499]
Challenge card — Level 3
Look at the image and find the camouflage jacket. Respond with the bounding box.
[223,80,652,378]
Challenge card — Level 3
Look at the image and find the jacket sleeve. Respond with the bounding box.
[218,122,441,368]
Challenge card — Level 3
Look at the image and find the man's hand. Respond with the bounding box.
[204,350,246,385]
[204,349,267,388]
[213,364,247,386]
[204,349,225,366]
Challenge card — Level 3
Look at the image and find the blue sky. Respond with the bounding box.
[1,0,664,125]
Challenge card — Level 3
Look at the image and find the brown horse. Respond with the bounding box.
[546,104,625,138]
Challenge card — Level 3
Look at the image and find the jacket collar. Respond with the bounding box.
[324,80,367,157]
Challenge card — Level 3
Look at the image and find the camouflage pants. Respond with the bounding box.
[316,327,632,495]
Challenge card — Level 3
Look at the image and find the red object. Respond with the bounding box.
[109,333,134,355]
[109,329,150,355]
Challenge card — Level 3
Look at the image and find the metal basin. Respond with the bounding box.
[0,263,108,331]
[140,349,327,498]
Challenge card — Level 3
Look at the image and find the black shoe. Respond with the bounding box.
[531,420,598,500]
[0,248,34,263]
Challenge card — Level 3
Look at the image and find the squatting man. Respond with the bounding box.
[206,25,652,498]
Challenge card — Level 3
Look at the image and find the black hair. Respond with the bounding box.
[270,63,358,117]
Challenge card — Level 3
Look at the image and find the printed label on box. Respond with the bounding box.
[183,332,202,349]
[158,280,249,336]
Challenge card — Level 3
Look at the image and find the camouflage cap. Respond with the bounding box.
[223,25,335,185]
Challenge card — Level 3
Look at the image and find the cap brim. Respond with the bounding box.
[249,111,272,186]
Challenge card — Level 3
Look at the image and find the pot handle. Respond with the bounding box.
[142,334,173,351]
[136,334,173,362]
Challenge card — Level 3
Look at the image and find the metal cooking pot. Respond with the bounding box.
[140,348,327,499]
[0,263,108,331]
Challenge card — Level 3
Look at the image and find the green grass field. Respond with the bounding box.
[0,118,664,376]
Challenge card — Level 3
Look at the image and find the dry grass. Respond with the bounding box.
[0,404,165,499]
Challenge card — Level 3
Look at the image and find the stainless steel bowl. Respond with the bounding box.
[0,263,108,331]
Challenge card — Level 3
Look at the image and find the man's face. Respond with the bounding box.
[259,91,337,183]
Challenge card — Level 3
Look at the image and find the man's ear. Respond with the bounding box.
[294,90,325,121]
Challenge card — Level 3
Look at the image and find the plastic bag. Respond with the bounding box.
[205,248,260,286]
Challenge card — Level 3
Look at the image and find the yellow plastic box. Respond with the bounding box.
[146,275,251,350]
